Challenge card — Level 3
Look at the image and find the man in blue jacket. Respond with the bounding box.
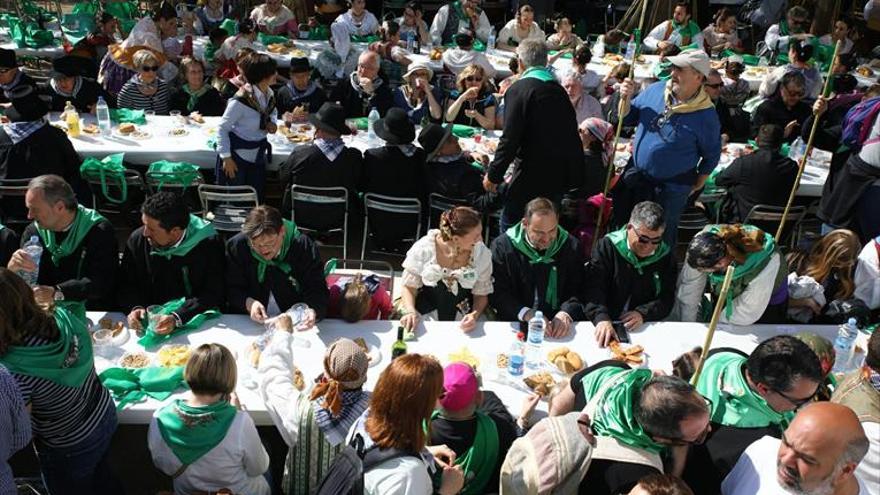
[613,49,721,246]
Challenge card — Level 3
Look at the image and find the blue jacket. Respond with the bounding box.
[624,81,721,186]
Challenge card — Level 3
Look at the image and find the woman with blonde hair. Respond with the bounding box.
[787,229,862,320]
[149,343,270,495]
[445,64,496,129]
[349,354,464,495]
[116,49,171,114]
[399,206,492,333]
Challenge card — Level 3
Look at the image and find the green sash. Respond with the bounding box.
[431,410,499,495]
[506,223,569,309]
[250,219,299,283]
[706,225,777,319]
[607,228,669,296]
[99,365,187,409]
[36,205,104,266]
[156,399,237,465]
[519,66,555,82]
[137,297,221,349]
[150,215,217,259]
[581,367,664,454]
[0,301,94,387]
[182,84,210,113]
[696,352,793,428]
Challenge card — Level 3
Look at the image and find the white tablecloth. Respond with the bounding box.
[87,312,852,426]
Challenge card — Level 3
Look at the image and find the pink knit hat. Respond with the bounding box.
[439,362,479,412]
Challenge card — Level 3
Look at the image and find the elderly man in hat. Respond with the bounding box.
[0,87,80,183]
[0,48,36,104]
[277,57,326,122]
[419,122,499,212]
[615,49,721,246]
[279,102,363,220]
[38,55,112,113]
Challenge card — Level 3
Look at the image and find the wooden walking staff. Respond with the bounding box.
[690,264,736,386]
[774,39,842,242]
[592,0,649,253]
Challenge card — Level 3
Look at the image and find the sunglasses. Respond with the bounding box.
[631,226,662,245]
[141,65,160,72]
[465,76,483,83]
[770,386,815,408]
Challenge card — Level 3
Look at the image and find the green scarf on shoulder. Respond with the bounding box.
[607,228,669,296]
[156,399,237,465]
[150,215,217,259]
[520,66,555,82]
[182,83,210,113]
[250,219,300,283]
[696,351,793,428]
[506,223,569,310]
[36,205,105,266]
[431,410,499,495]
[100,365,187,409]
[0,301,94,387]
[582,367,664,454]
[137,297,221,349]
[674,19,701,42]
[706,225,777,319]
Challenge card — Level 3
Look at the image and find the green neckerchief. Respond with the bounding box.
[696,352,793,428]
[250,219,300,283]
[150,215,216,259]
[520,66,555,82]
[0,301,93,387]
[137,297,221,349]
[182,83,210,113]
[431,410,499,495]
[99,365,187,410]
[505,223,569,309]
[452,0,468,21]
[581,367,664,454]
[36,205,105,266]
[706,225,777,319]
[607,228,669,296]
[156,399,237,465]
[673,19,701,42]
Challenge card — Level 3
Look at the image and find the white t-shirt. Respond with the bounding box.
[722,436,870,495]
[856,420,880,495]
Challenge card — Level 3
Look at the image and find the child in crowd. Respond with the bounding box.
[546,15,583,52]
[600,61,630,106]
[721,56,750,107]
[327,273,394,322]
[570,43,601,95]
[215,19,258,67]
[369,20,411,88]
[73,12,118,62]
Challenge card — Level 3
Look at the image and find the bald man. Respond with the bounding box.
[722,402,870,495]
[336,50,393,118]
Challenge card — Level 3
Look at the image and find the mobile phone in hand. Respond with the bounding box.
[613,321,630,344]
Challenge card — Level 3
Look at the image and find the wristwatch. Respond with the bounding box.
[53,288,64,301]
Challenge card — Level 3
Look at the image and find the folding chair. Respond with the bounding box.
[81,167,147,228]
[290,185,349,259]
[197,184,259,233]
[324,257,396,303]
[145,169,206,215]
[744,204,807,249]
[0,178,31,230]
[427,193,469,230]
[676,206,711,249]
[362,193,421,258]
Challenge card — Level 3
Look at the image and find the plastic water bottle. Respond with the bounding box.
[406,31,415,53]
[507,338,525,376]
[592,35,605,58]
[487,28,496,51]
[525,311,545,369]
[96,96,111,137]
[19,236,43,287]
[624,34,637,62]
[789,136,807,163]
[367,108,380,142]
[832,318,860,374]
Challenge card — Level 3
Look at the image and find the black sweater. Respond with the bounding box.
[361,146,427,200]
[0,226,19,269]
[750,97,812,143]
[425,157,502,213]
[117,227,226,321]
[20,217,118,310]
[168,85,226,117]
[489,231,585,321]
[225,231,329,319]
[583,235,677,325]
[276,84,327,114]
[279,143,363,217]
[336,78,394,118]
[0,125,81,184]
[715,149,799,223]
[487,76,582,213]
[38,78,114,113]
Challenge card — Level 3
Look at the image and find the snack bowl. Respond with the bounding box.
[92,328,114,346]
[118,351,152,369]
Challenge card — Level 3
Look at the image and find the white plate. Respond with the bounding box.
[366,345,382,368]
[113,128,151,140]
[118,351,152,369]
[167,128,189,137]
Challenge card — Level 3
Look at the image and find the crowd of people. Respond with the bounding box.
[2,0,880,493]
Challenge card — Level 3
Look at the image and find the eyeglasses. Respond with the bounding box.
[631,225,663,245]
[248,235,280,252]
[770,386,815,408]
[141,65,160,72]
[465,76,483,83]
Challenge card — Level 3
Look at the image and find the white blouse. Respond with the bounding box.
[402,229,493,296]
[498,19,545,46]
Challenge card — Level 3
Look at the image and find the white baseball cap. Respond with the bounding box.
[665,49,711,77]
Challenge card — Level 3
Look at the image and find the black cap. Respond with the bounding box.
[289,57,311,74]
[0,48,19,69]
[418,123,453,161]
[374,108,415,145]
[309,102,353,136]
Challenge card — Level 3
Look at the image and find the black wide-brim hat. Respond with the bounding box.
[308,101,353,135]
[374,107,415,145]
[0,48,18,69]
[418,122,454,161]
[51,55,98,79]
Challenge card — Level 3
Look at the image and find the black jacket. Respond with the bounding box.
[336,78,394,118]
[0,124,81,183]
[489,231,585,321]
[715,149,799,222]
[0,72,36,104]
[751,97,812,142]
[168,85,226,117]
[117,227,226,321]
[425,157,502,213]
[20,217,118,309]
[487,76,582,214]
[715,99,751,143]
[276,84,327,114]
[279,143,363,218]
[0,226,19,269]
[583,235,677,324]
[361,145,427,200]
[225,231,329,319]
[38,78,114,113]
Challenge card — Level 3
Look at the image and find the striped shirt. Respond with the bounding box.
[117,78,171,115]
[11,334,114,449]
[1,365,31,495]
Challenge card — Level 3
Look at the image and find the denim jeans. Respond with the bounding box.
[656,184,692,247]
[35,405,123,495]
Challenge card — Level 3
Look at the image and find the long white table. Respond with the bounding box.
[86,312,859,426]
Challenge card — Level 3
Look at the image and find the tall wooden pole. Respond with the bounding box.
[690,265,736,386]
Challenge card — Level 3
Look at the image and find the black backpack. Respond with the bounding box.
[315,433,421,495]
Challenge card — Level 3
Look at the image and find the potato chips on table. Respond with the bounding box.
[157,344,192,367]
